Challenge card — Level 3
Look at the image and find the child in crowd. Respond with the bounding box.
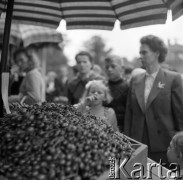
[104,55,129,132]
[167,132,183,179]
[74,80,118,131]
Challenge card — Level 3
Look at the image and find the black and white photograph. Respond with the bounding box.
[0,1,183,180]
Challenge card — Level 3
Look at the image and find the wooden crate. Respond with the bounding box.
[123,135,148,179]
[98,134,148,180]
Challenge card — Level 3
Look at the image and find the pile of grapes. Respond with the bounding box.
[0,102,134,180]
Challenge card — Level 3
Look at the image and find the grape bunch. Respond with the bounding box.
[0,102,134,180]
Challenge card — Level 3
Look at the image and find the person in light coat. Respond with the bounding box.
[9,48,45,105]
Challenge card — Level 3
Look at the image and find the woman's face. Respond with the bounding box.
[76,55,92,75]
[139,44,159,68]
[88,84,105,106]
[58,67,68,78]
[16,52,29,72]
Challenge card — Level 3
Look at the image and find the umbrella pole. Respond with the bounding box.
[0,0,14,117]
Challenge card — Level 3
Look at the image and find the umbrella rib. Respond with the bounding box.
[161,0,171,9]
[59,1,64,20]
[109,0,120,20]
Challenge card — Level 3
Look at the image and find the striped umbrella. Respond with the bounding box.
[111,0,169,30]
[0,0,173,31]
[164,0,183,21]
[0,20,63,47]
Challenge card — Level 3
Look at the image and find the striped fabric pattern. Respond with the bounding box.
[111,0,168,30]
[0,19,21,46]
[61,0,116,30]
[0,30,19,46]
[0,0,6,15]
[0,0,116,30]
[1,0,179,31]
[12,0,62,28]
[18,24,63,47]
[164,0,183,21]
[0,19,63,47]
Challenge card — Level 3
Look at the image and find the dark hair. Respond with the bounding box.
[140,35,168,63]
[75,51,93,64]
[124,66,134,75]
[13,48,28,63]
[13,48,40,69]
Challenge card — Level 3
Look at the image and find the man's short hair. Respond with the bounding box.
[75,51,93,64]
[105,55,124,67]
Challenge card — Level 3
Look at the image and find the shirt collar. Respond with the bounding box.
[78,72,91,81]
[108,78,123,85]
[145,68,160,79]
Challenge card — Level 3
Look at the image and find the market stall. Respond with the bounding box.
[0,102,148,180]
[0,1,182,179]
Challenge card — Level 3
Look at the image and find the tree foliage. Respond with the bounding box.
[83,36,112,66]
[29,44,68,73]
[45,44,68,72]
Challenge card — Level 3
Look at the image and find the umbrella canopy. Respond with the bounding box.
[0,0,178,30]
[0,19,63,47]
[164,0,183,21]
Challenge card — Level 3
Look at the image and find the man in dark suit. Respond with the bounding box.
[124,35,183,165]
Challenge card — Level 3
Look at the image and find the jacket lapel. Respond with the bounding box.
[146,68,164,109]
[135,73,146,113]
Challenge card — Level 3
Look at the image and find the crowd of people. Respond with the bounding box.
[7,34,183,175]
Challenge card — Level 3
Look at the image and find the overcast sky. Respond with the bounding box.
[57,13,183,66]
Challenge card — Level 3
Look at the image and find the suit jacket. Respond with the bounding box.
[124,68,183,152]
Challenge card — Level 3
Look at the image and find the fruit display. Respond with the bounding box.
[0,102,134,180]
